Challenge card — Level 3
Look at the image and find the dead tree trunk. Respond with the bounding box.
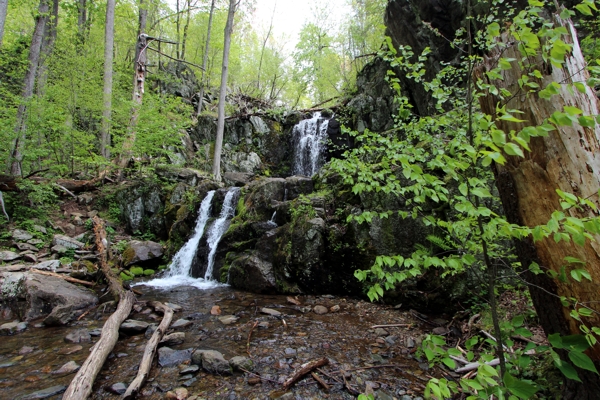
[475,12,600,399]
[8,0,50,176]
[62,216,134,399]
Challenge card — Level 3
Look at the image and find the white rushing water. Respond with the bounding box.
[140,190,223,290]
[292,112,329,177]
[204,187,240,280]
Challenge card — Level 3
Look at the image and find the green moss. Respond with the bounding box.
[120,271,134,281]
[158,265,167,270]
[130,266,144,276]
[122,247,135,266]
[143,269,155,276]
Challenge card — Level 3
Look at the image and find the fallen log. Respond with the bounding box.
[30,269,94,287]
[123,302,174,399]
[0,174,100,193]
[62,216,134,400]
[283,357,329,390]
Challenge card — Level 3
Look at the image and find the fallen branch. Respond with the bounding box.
[311,372,330,391]
[341,370,359,396]
[30,269,94,287]
[247,320,259,356]
[123,302,174,399]
[62,217,135,400]
[455,358,500,373]
[370,324,412,329]
[55,183,77,198]
[283,357,329,390]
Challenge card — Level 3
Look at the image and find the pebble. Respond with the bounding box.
[284,348,297,356]
[0,321,27,335]
[165,387,188,400]
[52,361,80,374]
[19,346,34,355]
[261,307,281,316]
[165,303,183,312]
[107,382,127,395]
[59,345,83,355]
[64,329,91,343]
[218,315,239,325]
[171,319,192,329]
[89,329,102,337]
[210,305,221,315]
[329,305,340,312]
[374,328,389,337]
[180,365,200,375]
[120,319,150,334]
[313,305,328,315]
[161,332,186,346]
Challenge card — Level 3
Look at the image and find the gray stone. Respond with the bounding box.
[222,172,254,187]
[313,305,328,315]
[160,332,185,346]
[158,347,193,367]
[52,360,80,374]
[284,176,314,200]
[374,328,389,337]
[229,356,254,372]
[120,319,150,334]
[0,271,97,325]
[122,240,164,267]
[58,345,83,355]
[0,251,20,261]
[22,254,37,263]
[180,365,200,374]
[17,385,67,399]
[12,229,33,241]
[15,242,39,252]
[0,321,27,335]
[107,382,127,395]
[192,349,232,374]
[170,318,192,329]
[33,225,47,234]
[218,315,239,325]
[51,245,68,254]
[165,302,182,312]
[261,307,281,316]
[27,239,44,245]
[52,234,84,249]
[65,329,91,343]
[284,348,297,356]
[31,260,60,271]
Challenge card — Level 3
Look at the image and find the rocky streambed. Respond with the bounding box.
[0,283,446,400]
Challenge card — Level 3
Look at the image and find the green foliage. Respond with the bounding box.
[130,266,144,276]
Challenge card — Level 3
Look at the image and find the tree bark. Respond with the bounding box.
[77,0,88,46]
[197,0,216,115]
[62,216,134,399]
[212,0,239,182]
[100,0,116,160]
[36,0,58,95]
[8,0,50,177]
[475,12,600,398]
[0,0,8,48]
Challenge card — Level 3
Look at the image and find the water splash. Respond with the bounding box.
[292,112,329,177]
[204,187,241,280]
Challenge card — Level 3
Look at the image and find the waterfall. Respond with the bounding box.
[204,187,240,280]
[292,112,329,177]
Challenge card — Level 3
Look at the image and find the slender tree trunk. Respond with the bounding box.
[256,1,276,97]
[175,0,181,58]
[100,0,116,160]
[0,0,8,48]
[180,0,192,60]
[36,0,58,95]
[197,0,216,115]
[8,0,50,177]
[77,0,88,47]
[212,0,239,182]
[476,13,600,398]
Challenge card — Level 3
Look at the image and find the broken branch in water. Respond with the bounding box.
[247,320,259,356]
[283,357,329,390]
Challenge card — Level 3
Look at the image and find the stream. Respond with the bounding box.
[0,283,435,399]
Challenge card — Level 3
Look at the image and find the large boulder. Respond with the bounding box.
[122,240,164,267]
[114,182,166,239]
[0,272,98,325]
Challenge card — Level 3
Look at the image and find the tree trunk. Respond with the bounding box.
[0,0,8,48]
[180,0,192,60]
[256,2,276,97]
[8,0,50,177]
[36,0,58,95]
[100,0,116,160]
[197,0,216,115]
[212,0,239,182]
[77,0,87,46]
[475,13,600,398]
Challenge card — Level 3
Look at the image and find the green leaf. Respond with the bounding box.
[561,335,591,352]
[576,3,593,15]
[503,372,538,399]
[442,357,456,369]
[504,142,525,157]
[511,315,524,327]
[574,82,587,93]
[556,360,581,382]
[569,350,599,373]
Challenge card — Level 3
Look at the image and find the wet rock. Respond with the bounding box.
[65,329,91,343]
[158,347,193,367]
[18,385,67,399]
[0,251,20,261]
[107,382,127,395]
[160,332,185,346]
[122,240,164,267]
[229,356,254,372]
[261,307,281,316]
[145,324,158,339]
[52,361,80,375]
[59,345,83,355]
[218,315,239,325]
[192,349,232,374]
[52,234,84,250]
[12,229,33,241]
[165,387,188,400]
[120,319,150,334]
[228,253,277,294]
[0,321,27,335]
[313,305,328,315]
[180,365,200,374]
[171,319,192,329]
[30,260,60,271]
[166,302,183,312]
[89,329,102,337]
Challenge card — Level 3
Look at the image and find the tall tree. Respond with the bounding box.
[36,0,58,95]
[8,0,50,176]
[100,0,116,160]
[77,0,88,46]
[256,1,276,96]
[197,0,216,115]
[212,0,239,182]
[0,0,7,48]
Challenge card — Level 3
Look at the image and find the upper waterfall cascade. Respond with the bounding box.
[292,112,330,177]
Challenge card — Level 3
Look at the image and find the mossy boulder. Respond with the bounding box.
[122,240,164,268]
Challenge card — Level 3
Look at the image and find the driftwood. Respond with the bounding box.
[30,269,94,287]
[123,301,174,399]
[62,216,135,400]
[283,357,329,390]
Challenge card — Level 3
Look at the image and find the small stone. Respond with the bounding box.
[181,377,197,387]
[165,302,182,312]
[33,225,47,234]
[171,319,192,329]
[89,329,102,337]
[230,356,254,372]
[107,382,128,395]
[31,260,60,271]
[374,328,389,337]
[329,305,340,312]
[0,251,20,261]
[87,210,98,218]
[51,245,69,254]
[313,305,328,315]
[406,337,415,348]
[210,305,221,315]
[287,296,301,305]
[180,365,200,375]
[158,347,193,367]
[0,321,27,335]
[64,329,91,343]
[52,361,80,375]
[248,377,261,385]
[261,307,281,316]
[22,254,37,263]
[192,349,232,374]
[59,345,83,355]
[161,332,186,346]
[27,239,44,245]
[218,315,239,325]
[120,319,150,334]
[15,242,39,252]
[284,348,297,356]
[52,234,85,249]
[19,385,66,400]
[19,346,34,355]
[432,327,448,335]
[258,321,269,329]
[12,229,33,241]
[165,387,188,400]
